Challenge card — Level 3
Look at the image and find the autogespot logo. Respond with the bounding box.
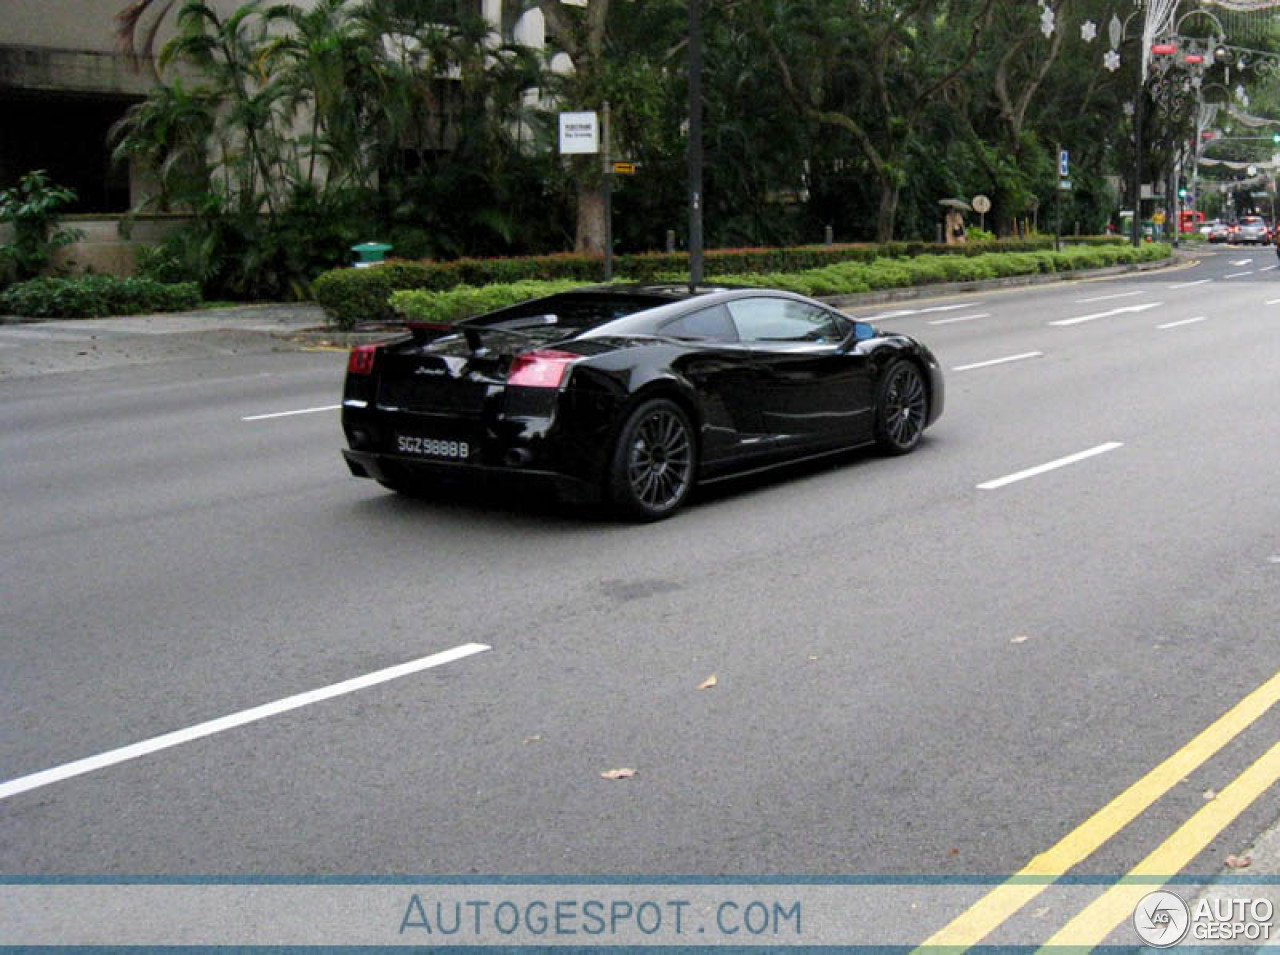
[1133,890,1191,947]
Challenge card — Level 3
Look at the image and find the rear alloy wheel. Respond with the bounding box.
[609,399,696,521]
[874,360,928,455]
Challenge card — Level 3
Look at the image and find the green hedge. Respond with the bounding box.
[314,238,1070,327]
[0,275,202,318]
[713,244,1168,296]
[387,245,1171,323]
[390,280,587,324]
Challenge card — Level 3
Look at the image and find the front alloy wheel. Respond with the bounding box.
[609,398,695,521]
[874,360,928,455]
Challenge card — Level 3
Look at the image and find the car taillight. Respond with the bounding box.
[507,350,578,388]
[348,345,378,375]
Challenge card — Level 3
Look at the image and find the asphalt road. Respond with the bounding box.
[3,248,1280,944]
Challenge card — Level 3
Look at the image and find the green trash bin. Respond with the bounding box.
[351,241,393,268]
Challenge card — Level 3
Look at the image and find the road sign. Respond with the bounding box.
[558,111,599,155]
[972,194,991,214]
[611,162,636,175]
[1058,179,1072,191]
[1059,149,1070,178]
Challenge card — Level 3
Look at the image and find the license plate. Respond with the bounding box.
[394,434,474,461]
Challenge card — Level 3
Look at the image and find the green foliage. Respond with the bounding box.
[0,171,86,282]
[0,275,202,318]
[313,239,1066,326]
[390,280,587,324]
[709,244,1171,295]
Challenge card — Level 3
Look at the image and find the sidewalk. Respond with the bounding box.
[0,253,1191,378]
[0,303,338,379]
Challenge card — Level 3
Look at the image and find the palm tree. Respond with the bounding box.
[116,0,181,67]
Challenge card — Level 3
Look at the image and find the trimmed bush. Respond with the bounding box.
[389,280,587,324]
[0,275,202,318]
[317,238,1165,329]
[709,244,1170,296]
[314,238,1066,328]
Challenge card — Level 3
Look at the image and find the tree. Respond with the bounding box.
[744,0,998,242]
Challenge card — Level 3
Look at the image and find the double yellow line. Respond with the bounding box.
[919,668,1280,949]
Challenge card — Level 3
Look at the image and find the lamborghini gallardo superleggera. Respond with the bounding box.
[341,285,943,520]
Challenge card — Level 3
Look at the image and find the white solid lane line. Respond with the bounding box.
[918,302,984,313]
[928,313,992,325]
[952,351,1043,372]
[1168,279,1212,289]
[1075,290,1146,303]
[861,302,984,321]
[0,643,492,802]
[1157,316,1208,330]
[1049,302,1161,327]
[977,442,1124,491]
[242,404,341,421]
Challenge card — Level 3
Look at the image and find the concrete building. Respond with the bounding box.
[0,0,549,273]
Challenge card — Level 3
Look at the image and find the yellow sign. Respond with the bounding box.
[612,162,637,175]
[1152,212,1166,224]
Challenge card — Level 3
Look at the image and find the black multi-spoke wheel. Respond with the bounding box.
[608,398,696,521]
[874,360,928,455]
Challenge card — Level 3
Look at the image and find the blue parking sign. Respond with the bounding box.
[1059,149,1070,178]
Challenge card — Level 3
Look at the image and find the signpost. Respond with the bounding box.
[1055,144,1068,251]
[972,194,991,232]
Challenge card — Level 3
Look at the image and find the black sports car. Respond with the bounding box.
[341,285,944,520]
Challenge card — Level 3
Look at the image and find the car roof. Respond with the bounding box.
[467,285,819,337]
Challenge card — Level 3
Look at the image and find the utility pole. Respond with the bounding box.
[687,0,704,291]
[1132,92,1144,248]
[602,101,613,281]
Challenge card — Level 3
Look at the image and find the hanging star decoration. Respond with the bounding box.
[1123,101,1136,117]
[1236,84,1249,105]
[1040,6,1056,37]
[1081,20,1098,43]
[1104,49,1122,72]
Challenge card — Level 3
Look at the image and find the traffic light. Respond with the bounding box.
[1272,131,1280,144]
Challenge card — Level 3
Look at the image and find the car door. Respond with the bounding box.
[725,296,875,451]
[659,303,774,465]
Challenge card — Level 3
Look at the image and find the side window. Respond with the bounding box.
[660,304,738,342]
[727,298,846,343]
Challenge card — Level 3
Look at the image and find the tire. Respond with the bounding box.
[873,359,928,455]
[607,398,696,521]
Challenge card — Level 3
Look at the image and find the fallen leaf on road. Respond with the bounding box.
[807,655,819,662]
[1225,854,1252,869]
[523,735,542,744]
[1010,635,1030,644]
[1031,907,1051,920]
[1203,788,1217,801]
[697,674,718,690]
[601,768,637,780]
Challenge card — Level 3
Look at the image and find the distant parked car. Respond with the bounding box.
[1230,215,1270,244]
[1208,222,1231,243]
